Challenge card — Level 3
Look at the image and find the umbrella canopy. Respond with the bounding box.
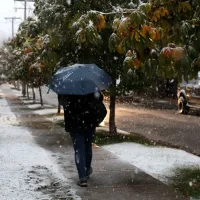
[48,64,112,95]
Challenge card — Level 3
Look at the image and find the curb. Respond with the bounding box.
[96,126,130,135]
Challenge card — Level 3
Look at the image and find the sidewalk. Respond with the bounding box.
[7,86,186,200]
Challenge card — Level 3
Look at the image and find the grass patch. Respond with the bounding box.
[54,120,65,127]
[94,130,155,146]
[171,167,200,198]
[11,87,20,91]
[43,113,64,118]
[28,106,54,110]
[19,121,61,129]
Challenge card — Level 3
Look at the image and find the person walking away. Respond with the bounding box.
[58,91,107,187]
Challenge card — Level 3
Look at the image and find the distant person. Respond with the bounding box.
[58,91,107,187]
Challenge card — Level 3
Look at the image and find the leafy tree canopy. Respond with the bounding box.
[71,0,200,82]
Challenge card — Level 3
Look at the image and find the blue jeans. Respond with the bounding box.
[70,129,95,180]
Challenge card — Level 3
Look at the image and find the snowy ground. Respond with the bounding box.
[12,87,200,184]
[27,104,53,109]
[21,99,40,104]
[0,87,80,200]
[11,90,63,115]
[46,115,64,122]
[33,108,64,115]
[10,87,200,199]
[102,143,200,183]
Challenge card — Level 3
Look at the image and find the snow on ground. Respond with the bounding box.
[11,89,25,97]
[0,89,80,200]
[27,103,53,109]
[33,108,63,115]
[46,115,64,122]
[102,143,200,183]
[0,95,19,126]
[8,86,200,199]
[21,99,40,104]
[14,92,23,97]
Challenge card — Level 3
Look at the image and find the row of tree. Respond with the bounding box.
[0,0,200,134]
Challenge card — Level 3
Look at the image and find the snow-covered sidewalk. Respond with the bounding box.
[102,143,200,183]
[0,88,79,200]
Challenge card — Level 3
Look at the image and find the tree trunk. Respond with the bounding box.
[17,81,20,90]
[22,81,26,97]
[57,102,61,114]
[27,84,30,99]
[109,79,117,135]
[38,86,44,107]
[13,81,16,88]
[32,86,36,103]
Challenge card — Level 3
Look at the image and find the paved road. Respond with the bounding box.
[30,86,200,155]
[113,103,200,155]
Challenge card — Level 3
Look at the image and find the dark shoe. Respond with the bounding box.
[87,167,93,179]
[77,179,87,187]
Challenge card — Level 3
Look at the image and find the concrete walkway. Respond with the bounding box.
[6,85,186,200]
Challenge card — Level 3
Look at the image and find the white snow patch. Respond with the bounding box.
[102,143,200,183]
[11,89,21,93]
[11,90,22,96]
[22,100,40,104]
[27,104,53,109]
[46,115,64,122]
[33,108,63,115]
[14,93,24,97]
[116,78,120,85]
[0,98,19,125]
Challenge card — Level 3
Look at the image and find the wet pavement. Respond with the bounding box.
[0,84,187,200]
[112,104,200,156]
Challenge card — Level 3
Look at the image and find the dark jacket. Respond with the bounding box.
[58,92,106,133]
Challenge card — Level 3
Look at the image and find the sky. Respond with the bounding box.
[0,0,34,46]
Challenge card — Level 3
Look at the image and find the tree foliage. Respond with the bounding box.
[1,0,200,134]
[72,0,200,83]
